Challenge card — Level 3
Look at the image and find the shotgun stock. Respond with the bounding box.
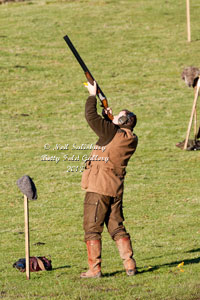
[63,35,113,121]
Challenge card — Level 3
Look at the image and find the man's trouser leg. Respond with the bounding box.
[81,192,107,278]
[82,192,134,277]
[105,196,137,276]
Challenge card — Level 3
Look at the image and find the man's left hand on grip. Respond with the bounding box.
[84,81,97,96]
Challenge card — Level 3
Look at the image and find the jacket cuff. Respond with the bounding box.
[87,95,97,101]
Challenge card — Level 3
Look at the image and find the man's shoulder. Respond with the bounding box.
[116,128,138,138]
[115,129,138,149]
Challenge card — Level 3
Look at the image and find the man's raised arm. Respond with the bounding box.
[84,82,118,145]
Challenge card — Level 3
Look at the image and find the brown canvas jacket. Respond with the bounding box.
[81,96,138,197]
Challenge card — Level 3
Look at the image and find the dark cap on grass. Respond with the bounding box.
[17,175,37,200]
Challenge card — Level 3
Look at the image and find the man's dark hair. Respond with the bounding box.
[121,109,137,129]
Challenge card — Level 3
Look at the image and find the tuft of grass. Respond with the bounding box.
[0,0,200,299]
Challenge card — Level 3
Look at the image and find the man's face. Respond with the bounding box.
[112,110,126,125]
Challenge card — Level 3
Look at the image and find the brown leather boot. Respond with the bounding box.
[116,237,137,276]
[80,240,102,278]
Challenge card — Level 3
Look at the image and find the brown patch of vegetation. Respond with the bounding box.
[0,0,28,4]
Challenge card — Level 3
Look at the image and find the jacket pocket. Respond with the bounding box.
[84,194,99,225]
[81,168,92,189]
[84,165,99,190]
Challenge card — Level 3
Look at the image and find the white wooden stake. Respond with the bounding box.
[24,195,30,280]
[186,0,191,42]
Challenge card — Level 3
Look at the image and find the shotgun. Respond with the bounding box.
[63,35,113,121]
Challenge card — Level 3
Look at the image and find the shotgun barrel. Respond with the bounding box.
[63,35,113,120]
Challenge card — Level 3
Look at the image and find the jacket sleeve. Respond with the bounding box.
[85,96,118,140]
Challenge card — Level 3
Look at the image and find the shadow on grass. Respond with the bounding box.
[52,265,71,271]
[102,270,124,277]
[138,256,200,274]
[50,248,200,275]
[185,248,200,253]
[143,247,200,261]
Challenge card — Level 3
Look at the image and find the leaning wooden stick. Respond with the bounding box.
[194,106,197,141]
[186,0,191,42]
[24,195,30,280]
[184,81,200,149]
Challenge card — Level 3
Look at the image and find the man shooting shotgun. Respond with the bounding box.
[64,36,138,278]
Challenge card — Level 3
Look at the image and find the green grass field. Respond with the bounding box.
[0,0,200,299]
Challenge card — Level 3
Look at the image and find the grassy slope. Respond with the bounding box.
[0,0,200,299]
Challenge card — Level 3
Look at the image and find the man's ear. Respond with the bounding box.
[118,115,128,125]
